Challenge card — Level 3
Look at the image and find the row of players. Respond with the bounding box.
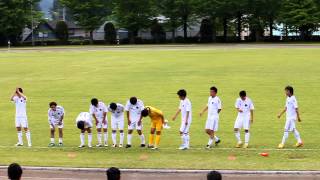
[11,85,303,150]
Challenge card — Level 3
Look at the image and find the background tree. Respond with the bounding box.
[55,20,69,44]
[104,22,116,44]
[199,19,213,42]
[150,19,166,43]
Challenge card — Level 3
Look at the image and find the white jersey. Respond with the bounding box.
[125,99,144,122]
[108,103,124,119]
[235,97,254,117]
[179,98,192,122]
[48,106,65,123]
[89,101,108,120]
[207,96,222,118]
[76,112,92,127]
[286,95,298,119]
[12,96,27,118]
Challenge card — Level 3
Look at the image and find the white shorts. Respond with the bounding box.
[96,118,108,129]
[205,117,219,131]
[284,118,296,132]
[111,116,124,130]
[16,117,28,128]
[50,123,64,129]
[234,115,250,130]
[180,121,191,134]
[128,121,143,130]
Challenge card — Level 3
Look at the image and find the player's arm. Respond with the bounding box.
[218,109,222,113]
[10,90,17,101]
[138,114,143,126]
[59,114,64,125]
[16,88,27,100]
[296,108,301,122]
[102,112,107,124]
[172,109,181,121]
[92,114,98,125]
[250,110,254,123]
[199,105,208,117]
[277,107,287,118]
[126,111,131,125]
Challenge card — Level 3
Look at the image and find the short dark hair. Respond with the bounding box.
[106,167,121,180]
[49,102,57,107]
[77,121,85,130]
[207,170,222,180]
[239,90,246,97]
[210,86,218,93]
[91,98,98,106]
[285,86,294,95]
[177,89,187,97]
[141,108,149,117]
[109,103,117,111]
[129,97,137,105]
[8,163,22,180]
[17,88,23,93]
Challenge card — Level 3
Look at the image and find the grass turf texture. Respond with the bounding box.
[0,45,319,170]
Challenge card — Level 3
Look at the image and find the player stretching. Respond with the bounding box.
[200,86,222,148]
[90,98,108,147]
[11,88,32,147]
[108,103,125,148]
[76,112,93,148]
[172,89,192,150]
[48,102,65,147]
[125,97,145,148]
[234,90,254,148]
[278,86,303,149]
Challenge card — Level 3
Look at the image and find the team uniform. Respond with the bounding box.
[205,96,222,147]
[12,96,32,147]
[125,99,145,146]
[90,101,108,146]
[76,112,93,147]
[108,103,125,147]
[146,106,164,148]
[48,106,65,129]
[179,98,192,149]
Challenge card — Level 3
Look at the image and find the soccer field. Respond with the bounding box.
[0,44,320,170]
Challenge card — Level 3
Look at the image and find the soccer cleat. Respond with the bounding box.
[278,143,284,149]
[112,144,117,148]
[178,146,188,150]
[48,143,55,147]
[58,143,63,147]
[15,143,23,147]
[119,144,123,148]
[140,144,146,148]
[28,144,32,147]
[104,144,108,147]
[125,144,132,148]
[96,144,102,147]
[235,142,243,148]
[78,144,85,148]
[206,145,212,149]
[88,144,92,148]
[295,142,304,148]
[215,139,221,146]
[243,143,249,149]
[147,145,154,149]
[151,147,158,150]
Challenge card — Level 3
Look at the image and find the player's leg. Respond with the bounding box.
[205,118,215,148]
[153,121,163,149]
[148,121,156,148]
[79,129,86,148]
[292,120,303,147]
[96,124,103,147]
[279,118,291,148]
[119,119,124,147]
[234,117,242,147]
[126,122,134,148]
[243,117,250,148]
[58,127,63,146]
[16,125,23,146]
[213,118,221,145]
[137,125,146,147]
[49,125,55,147]
[22,118,31,147]
[111,118,117,147]
[103,127,108,147]
[87,128,92,148]
[179,123,186,149]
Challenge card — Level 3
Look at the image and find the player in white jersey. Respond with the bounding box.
[48,102,65,147]
[278,86,303,149]
[172,89,192,150]
[125,97,145,148]
[108,102,125,148]
[234,90,254,148]
[90,98,108,147]
[76,112,93,148]
[10,88,32,147]
[200,86,222,148]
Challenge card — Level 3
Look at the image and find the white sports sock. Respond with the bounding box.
[88,133,92,146]
[140,134,145,144]
[59,138,63,143]
[127,134,132,145]
[281,131,289,144]
[208,137,213,146]
[50,138,55,143]
[180,135,185,146]
[214,135,220,142]
[120,132,124,145]
[104,132,108,144]
[80,133,85,145]
[294,129,302,143]
[112,132,117,145]
[26,131,31,146]
[186,134,190,148]
[97,132,102,144]
[245,132,250,144]
[235,131,241,142]
[17,131,23,144]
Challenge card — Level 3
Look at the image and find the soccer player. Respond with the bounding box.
[172,89,192,150]
[125,97,145,148]
[278,86,303,149]
[234,90,254,148]
[76,112,93,148]
[48,102,65,147]
[108,102,125,148]
[141,106,165,150]
[10,88,32,147]
[200,86,222,148]
[90,98,108,147]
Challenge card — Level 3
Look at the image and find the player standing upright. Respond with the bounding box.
[48,102,65,147]
[234,90,254,148]
[76,112,93,148]
[90,98,108,147]
[278,86,303,149]
[172,89,192,150]
[125,97,145,148]
[11,88,32,147]
[108,102,125,148]
[200,86,222,148]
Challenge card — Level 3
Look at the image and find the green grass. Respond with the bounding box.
[0,45,320,170]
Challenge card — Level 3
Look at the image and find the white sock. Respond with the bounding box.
[97,132,102,144]
[104,132,108,144]
[294,129,302,143]
[127,134,132,145]
[214,135,220,142]
[181,135,185,146]
[235,131,241,142]
[26,131,31,146]
[88,133,92,146]
[50,138,55,143]
[208,137,213,146]
[139,134,145,144]
[281,131,289,144]
[80,133,85,145]
[245,132,250,144]
[59,138,63,143]
[186,134,190,147]
[120,132,124,145]
[17,131,23,144]
[112,132,117,145]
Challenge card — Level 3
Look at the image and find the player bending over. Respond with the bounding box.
[234,90,254,148]
[76,112,93,148]
[108,102,125,148]
[11,88,32,147]
[278,86,303,149]
[172,89,192,150]
[90,98,108,147]
[200,86,222,149]
[48,102,65,147]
